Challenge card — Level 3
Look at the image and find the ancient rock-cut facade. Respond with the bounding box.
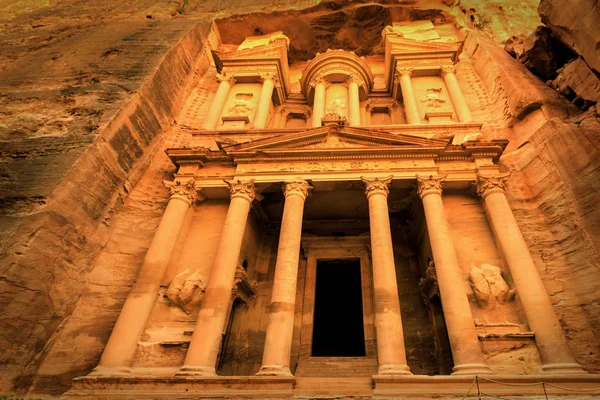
[49,22,600,399]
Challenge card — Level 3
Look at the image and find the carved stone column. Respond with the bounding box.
[441,65,472,122]
[362,176,412,376]
[92,180,198,375]
[348,75,361,126]
[416,175,492,375]
[257,181,312,376]
[202,73,236,130]
[476,173,585,374]
[396,67,420,124]
[254,72,276,129]
[179,179,257,376]
[311,77,326,128]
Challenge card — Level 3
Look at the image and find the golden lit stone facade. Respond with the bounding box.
[57,21,600,400]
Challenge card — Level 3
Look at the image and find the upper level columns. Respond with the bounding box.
[311,78,326,128]
[362,176,411,376]
[258,181,312,376]
[441,65,471,122]
[395,67,420,124]
[254,72,276,129]
[348,75,361,126]
[179,179,257,376]
[416,175,492,375]
[92,180,198,375]
[202,73,235,130]
[476,173,585,374]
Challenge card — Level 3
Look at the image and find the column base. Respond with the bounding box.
[88,365,132,376]
[542,363,587,375]
[377,364,412,375]
[176,365,217,377]
[451,363,494,375]
[255,365,293,376]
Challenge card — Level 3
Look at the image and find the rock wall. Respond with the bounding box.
[0,12,211,395]
[0,0,599,397]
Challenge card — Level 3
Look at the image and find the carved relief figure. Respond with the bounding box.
[166,268,208,313]
[325,99,346,119]
[421,88,446,108]
[228,93,255,116]
[469,263,516,309]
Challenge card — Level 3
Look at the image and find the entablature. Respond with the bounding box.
[166,126,507,200]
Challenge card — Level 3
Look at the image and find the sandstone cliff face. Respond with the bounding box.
[0,0,598,397]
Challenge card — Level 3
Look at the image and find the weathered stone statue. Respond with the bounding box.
[469,263,516,309]
[166,268,208,313]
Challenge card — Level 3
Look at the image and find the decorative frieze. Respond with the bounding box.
[416,174,446,199]
[361,176,393,198]
[475,172,510,199]
[224,179,257,202]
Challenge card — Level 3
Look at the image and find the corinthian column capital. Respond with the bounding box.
[416,175,446,199]
[259,71,276,82]
[216,73,236,86]
[361,176,393,198]
[283,180,313,200]
[224,179,257,202]
[163,179,199,205]
[475,172,510,199]
[441,64,458,76]
[396,66,414,77]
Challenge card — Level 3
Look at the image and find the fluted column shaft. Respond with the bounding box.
[397,68,420,124]
[476,173,585,374]
[93,180,197,375]
[253,73,276,129]
[348,78,361,126]
[362,177,411,376]
[416,175,492,375]
[441,65,471,122]
[257,181,312,376]
[202,74,235,130]
[312,80,326,128]
[179,180,257,376]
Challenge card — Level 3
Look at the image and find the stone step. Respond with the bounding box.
[294,377,374,398]
[295,357,377,377]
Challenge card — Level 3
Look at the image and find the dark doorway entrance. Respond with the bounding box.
[312,259,366,357]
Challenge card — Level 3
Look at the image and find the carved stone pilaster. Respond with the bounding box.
[440,64,458,76]
[475,172,510,199]
[163,179,199,205]
[283,180,313,200]
[224,179,257,202]
[216,73,236,86]
[416,175,446,199]
[361,176,393,198]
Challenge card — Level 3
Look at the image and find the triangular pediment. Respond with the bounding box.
[221,125,450,155]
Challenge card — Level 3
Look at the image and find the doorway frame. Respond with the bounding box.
[299,236,377,361]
